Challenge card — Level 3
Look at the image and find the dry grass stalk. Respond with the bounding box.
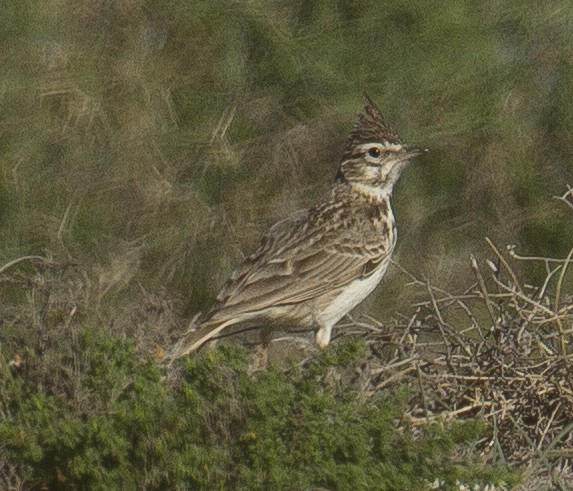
[348,233,573,485]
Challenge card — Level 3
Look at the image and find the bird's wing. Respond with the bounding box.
[203,208,389,324]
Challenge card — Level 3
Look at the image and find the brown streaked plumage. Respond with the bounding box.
[167,95,425,364]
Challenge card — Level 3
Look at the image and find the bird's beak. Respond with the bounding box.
[403,146,428,159]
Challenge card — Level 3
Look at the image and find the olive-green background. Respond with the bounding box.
[2,0,572,321]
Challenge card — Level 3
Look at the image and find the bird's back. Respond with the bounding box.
[200,185,396,329]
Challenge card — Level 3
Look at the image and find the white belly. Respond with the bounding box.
[316,261,390,328]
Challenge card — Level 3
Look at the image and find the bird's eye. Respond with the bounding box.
[367,147,381,158]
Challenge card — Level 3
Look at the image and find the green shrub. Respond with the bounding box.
[0,336,513,490]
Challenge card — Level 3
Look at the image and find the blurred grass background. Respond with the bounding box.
[2,0,573,329]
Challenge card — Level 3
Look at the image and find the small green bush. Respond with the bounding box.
[0,335,513,490]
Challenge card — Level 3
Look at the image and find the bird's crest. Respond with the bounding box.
[342,94,401,160]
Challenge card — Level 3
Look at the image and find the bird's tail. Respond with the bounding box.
[164,316,238,368]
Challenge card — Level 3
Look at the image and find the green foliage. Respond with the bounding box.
[0,338,513,490]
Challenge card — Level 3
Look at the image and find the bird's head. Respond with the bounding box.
[336,95,426,194]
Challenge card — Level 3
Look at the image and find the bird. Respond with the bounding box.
[167,95,425,364]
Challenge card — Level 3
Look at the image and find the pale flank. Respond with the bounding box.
[167,95,425,363]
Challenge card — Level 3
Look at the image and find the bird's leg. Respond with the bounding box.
[249,326,272,373]
[315,323,334,347]
[260,326,272,348]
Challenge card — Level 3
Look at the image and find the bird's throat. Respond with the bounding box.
[349,182,392,201]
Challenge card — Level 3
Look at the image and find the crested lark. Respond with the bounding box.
[168,95,425,362]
